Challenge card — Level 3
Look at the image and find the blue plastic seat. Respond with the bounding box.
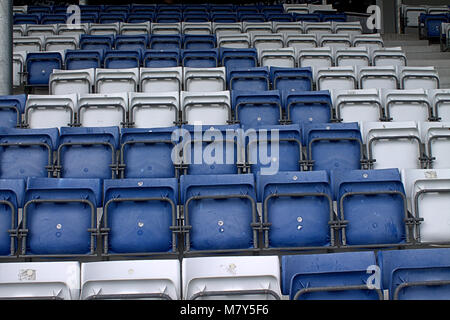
[131,5,156,14]
[181,125,244,175]
[26,52,63,87]
[283,90,333,125]
[80,5,102,15]
[41,14,67,25]
[331,169,408,247]
[378,248,450,300]
[304,122,363,172]
[115,35,149,51]
[281,251,382,300]
[56,127,119,179]
[211,13,238,23]
[104,50,142,69]
[99,13,127,24]
[65,49,104,70]
[156,13,182,23]
[20,177,101,256]
[0,179,24,257]
[210,5,235,13]
[14,14,40,25]
[270,67,314,92]
[245,124,303,174]
[127,13,154,23]
[236,6,260,15]
[183,35,216,50]
[239,13,266,22]
[0,94,26,128]
[104,5,130,14]
[265,13,294,22]
[149,34,182,50]
[227,67,270,91]
[101,178,178,255]
[143,49,180,67]
[257,171,334,249]
[0,128,58,179]
[232,90,282,127]
[220,48,258,70]
[181,174,258,252]
[80,14,98,24]
[80,35,114,51]
[158,5,182,14]
[425,14,449,39]
[260,5,284,15]
[294,13,321,22]
[183,13,210,22]
[182,49,219,68]
[321,13,347,22]
[120,127,179,179]
[27,6,51,15]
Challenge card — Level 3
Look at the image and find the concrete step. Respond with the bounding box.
[436,68,450,77]
[384,39,430,47]
[408,59,450,68]
[406,52,450,60]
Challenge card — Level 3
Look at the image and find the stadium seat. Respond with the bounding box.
[285,34,318,50]
[429,89,450,121]
[57,23,90,37]
[183,67,226,92]
[232,90,282,127]
[120,127,180,179]
[181,91,231,125]
[281,251,382,300]
[0,179,24,257]
[24,94,77,128]
[334,21,363,35]
[259,48,296,68]
[80,260,180,300]
[95,68,139,93]
[119,22,151,35]
[243,22,273,34]
[139,67,182,93]
[378,248,450,299]
[220,48,258,70]
[76,93,128,127]
[303,122,363,172]
[298,47,333,79]
[100,178,178,255]
[251,33,284,50]
[181,49,219,68]
[361,121,426,170]
[402,169,450,244]
[382,89,433,122]
[180,124,244,175]
[333,89,384,122]
[114,35,149,51]
[217,33,251,49]
[65,50,104,70]
[283,90,333,125]
[213,22,243,36]
[270,67,314,92]
[227,67,270,91]
[332,168,409,246]
[151,23,181,35]
[183,35,216,50]
[319,34,352,49]
[358,66,399,90]
[44,35,80,52]
[335,47,370,67]
[295,14,321,23]
[352,34,384,50]
[211,13,239,23]
[13,25,25,37]
[371,47,407,67]
[399,66,440,89]
[183,256,281,300]
[257,171,334,249]
[304,22,333,36]
[180,174,258,252]
[14,14,40,25]
[104,50,141,69]
[98,13,127,24]
[26,52,63,88]
[0,94,26,128]
[143,49,180,68]
[0,262,80,299]
[128,91,179,128]
[26,24,56,37]
[401,5,426,28]
[55,126,120,179]
[273,21,303,34]
[156,14,182,24]
[317,66,357,90]
[49,68,95,95]
[20,177,101,257]
[80,35,114,51]
[13,51,26,88]
[13,36,43,52]
[182,22,212,35]
[149,34,182,50]
[419,122,450,169]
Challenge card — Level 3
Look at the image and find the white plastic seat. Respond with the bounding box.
[151,23,182,35]
[362,121,424,170]
[57,23,90,37]
[251,33,284,50]
[382,89,432,122]
[181,90,231,125]
[358,66,399,90]
[419,122,450,169]
[80,260,180,300]
[77,92,128,127]
[139,67,182,92]
[13,36,44,52]
[335,47,370,67]
[402,5,426,28]
[273,22,303,34]
[333,21,363,35]
[309,4,335,13]
[182,256,281,300]
[304,22,332,36]
[427,6,449,15]
[259,47,296,68]
[285,34,317,50]
[89,23,120,36]
[129,91,179,128]
[183,67,226,92]
[429,89,450,121]
[399,66,440,90]
[26,24,57,36]
[44,35,79,51]
[13,6,27,14]
[13,25,25,37]
[49,68,95,95]
[319,34,351,49]
[182,22,212,35]
[284,4,309,14]
[25,94,77,128]
[401,168,450,243]
[13,51,26,88]
[352,34,384,50]
[218,33,250,48]
[317,66,357,90]
[371,47,407,67]
[95,68,139,93]
[0,262,80,300]
[333,89,383,122]
[298,47,333,80]
[243,22,273,35]
[212,23,243,36]
[119,22,151,35]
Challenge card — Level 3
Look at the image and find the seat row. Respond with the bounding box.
[3,247,450,300]
[1,168,450,259]
[400,4,449,29]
